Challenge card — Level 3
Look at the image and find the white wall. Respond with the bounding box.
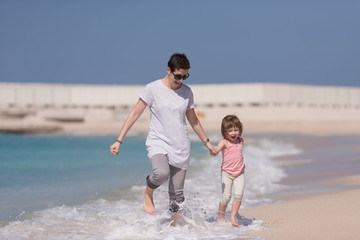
[0,83,142,107]
[0,82,359,108]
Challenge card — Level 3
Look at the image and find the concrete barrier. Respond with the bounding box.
[1,82,359,109]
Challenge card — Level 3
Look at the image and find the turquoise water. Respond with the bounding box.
[0,132,304,239]
[0,133,211,224]
[1,133,359,239]
[0,133,152,222]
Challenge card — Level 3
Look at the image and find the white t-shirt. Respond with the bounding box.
[139,79,195,170]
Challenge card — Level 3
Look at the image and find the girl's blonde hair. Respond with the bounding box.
[221,115,243,138]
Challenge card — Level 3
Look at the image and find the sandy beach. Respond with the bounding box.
[245,187,360,240]
[55,119,360,136]
[242,133,360,240]
[1,82,360,239]
[28,119,360,240]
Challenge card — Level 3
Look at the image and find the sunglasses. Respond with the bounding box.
[171,71,190,80]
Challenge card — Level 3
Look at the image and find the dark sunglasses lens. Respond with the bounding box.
[183,74,189,80]
[172,71,189,80]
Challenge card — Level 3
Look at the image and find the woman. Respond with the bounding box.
[110,53,214,219]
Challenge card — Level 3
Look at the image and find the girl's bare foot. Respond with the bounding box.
[143,186,155,214]
[231,219,239,227]
[218,202,227,222]
[230,200,241,227]
[218,211,225,222]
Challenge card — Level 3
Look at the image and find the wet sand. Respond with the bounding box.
[243,134,360,240]
[244,187,360,240]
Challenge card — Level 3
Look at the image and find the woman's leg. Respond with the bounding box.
[168,164,187,213]
[168,165,186,226]
[144,154,170,214]
[144,186,156,214]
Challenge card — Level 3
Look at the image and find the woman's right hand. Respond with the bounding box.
[110,141,121,155]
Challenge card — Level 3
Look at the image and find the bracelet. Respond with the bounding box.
[203,138,209,145]
[116,140,122,144]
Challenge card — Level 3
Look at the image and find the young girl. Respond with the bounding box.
[211,115,245,227]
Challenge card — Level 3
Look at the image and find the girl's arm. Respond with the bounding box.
[110,99,147,155]
[211,139,227,157]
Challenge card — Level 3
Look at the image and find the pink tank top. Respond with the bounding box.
[221,137,245,176]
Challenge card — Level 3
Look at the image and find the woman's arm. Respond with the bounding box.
[186,108,215,152]
[110,99,147,155]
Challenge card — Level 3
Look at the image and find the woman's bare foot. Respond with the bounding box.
[170,211,181,226]
[143,186,155,214]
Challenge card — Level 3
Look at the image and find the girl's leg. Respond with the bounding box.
[144,154,170,214]
[230,200,241,226]
[219,171,234,222]
[218,202,227,222]
[230,172,245,226]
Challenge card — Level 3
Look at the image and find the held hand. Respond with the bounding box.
[210,146,220,156]
[205,142,217,155]
[110,142,121,155]
[210,149,217,156]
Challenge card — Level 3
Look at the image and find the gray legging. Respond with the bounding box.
[146,154,186,212]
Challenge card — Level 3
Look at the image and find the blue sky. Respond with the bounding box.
[1,0,359,87]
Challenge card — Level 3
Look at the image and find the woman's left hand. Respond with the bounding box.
[205,142,217,155]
